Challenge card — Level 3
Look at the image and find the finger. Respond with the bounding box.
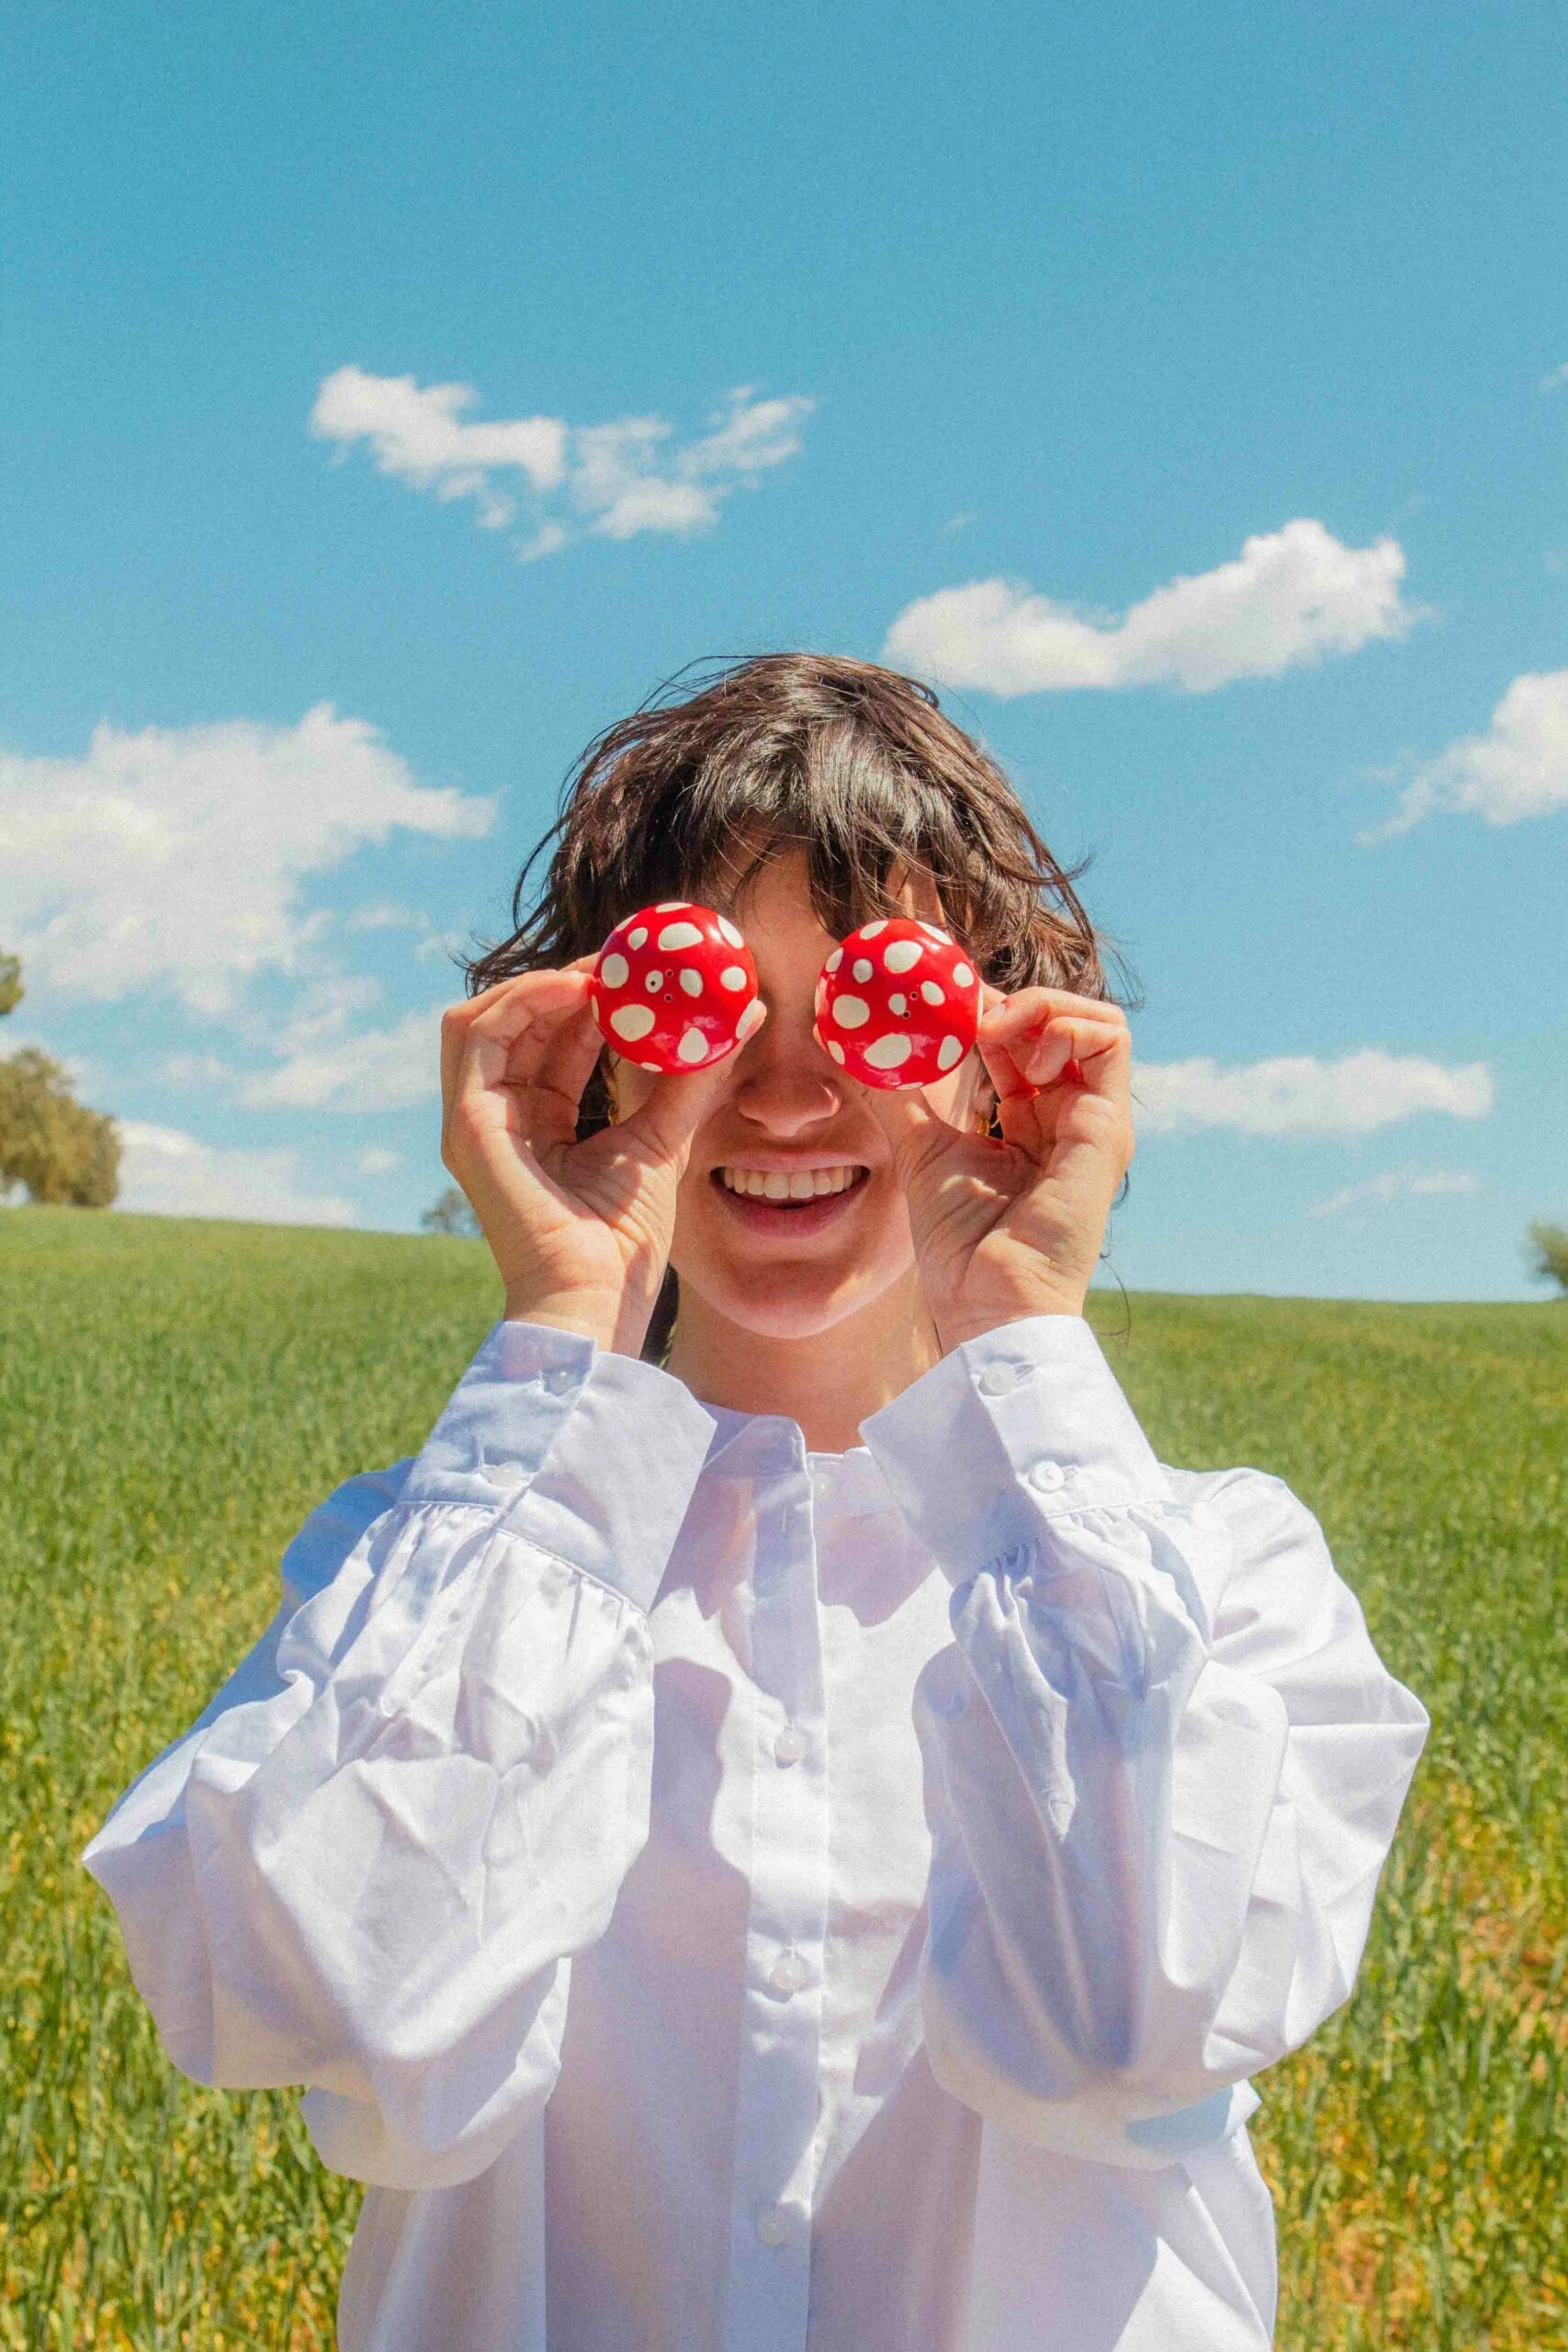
[979,990,1125,1063]
[855,1073,972,1180]
[441,967,593,1102]
[528,955,625,1126]
[447,972,597,1146]
[979,1012,1129,1104]
[1016,1015,1128,1089]
[463,968,595,1071]
[977,989,1124,1085]
[980,983,1129,1032]
[992,1026,1134,1175]
[525,997,611,1148]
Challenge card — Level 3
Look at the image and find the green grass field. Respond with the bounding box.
[2,1208,1563,2349]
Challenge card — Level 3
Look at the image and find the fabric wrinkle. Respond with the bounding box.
[84,1309,1429,2351]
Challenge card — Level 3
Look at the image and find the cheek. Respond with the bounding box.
[925,1065,978,1126]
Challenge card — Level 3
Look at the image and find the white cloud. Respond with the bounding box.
[159,1051,239,1088]
[1134,1050,1494,1137]
[1306,1168,1481,1220]
[1362,668,1568,839]
[358,1147,402,1175]
[237,1004,444,1112]
[117,1120,358,1226]
[347,901,422,932]
[310,367,569,524]
[1540,362,1568,391]
[276,973,383,1045]
[311,368,813,558]
[882,519,1419,695]
[0,705,493,1014]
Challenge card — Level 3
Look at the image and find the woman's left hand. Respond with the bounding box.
[864,986,1134,1351]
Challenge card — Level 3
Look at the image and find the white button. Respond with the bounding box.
[977,1361,1021,1396]
[542,1364,575,1395]
[1028,1458,1066,1493]
[769,1951,809,1996]
[755,2205,790,2247]
[773,1724,807,1766]
[480,1459,527,1490]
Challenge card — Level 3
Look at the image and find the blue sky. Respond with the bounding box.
[3,0,1564,1298]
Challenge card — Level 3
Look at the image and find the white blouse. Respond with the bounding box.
[85,1313,1429,2352]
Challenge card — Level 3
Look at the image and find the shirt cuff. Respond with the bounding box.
[402,1319,718,1611]
[860,1314,1174,1586]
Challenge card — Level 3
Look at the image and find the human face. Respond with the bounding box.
[605,849,988,1340]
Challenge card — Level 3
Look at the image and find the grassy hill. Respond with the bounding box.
[2,1209,1562,2348]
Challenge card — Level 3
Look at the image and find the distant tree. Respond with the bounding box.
[1527,1219,1568,1297]
[0,951,122,1207]
[421,1185,481,1238]
[0,1048,122,1206]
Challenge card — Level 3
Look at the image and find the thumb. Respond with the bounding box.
[857,1080,956,1184]
[620,1005,771,1164]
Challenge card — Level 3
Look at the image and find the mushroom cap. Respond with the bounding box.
[591,901,761,1075]
[813,916,981,1090]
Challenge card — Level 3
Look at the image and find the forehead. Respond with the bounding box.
[709,841,946,939]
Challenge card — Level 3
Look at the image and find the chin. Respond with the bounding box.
[677,1255,909,1342]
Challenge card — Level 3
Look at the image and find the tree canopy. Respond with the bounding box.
[0,953,122,1208]
[421,1185,480,1238]
[1527,1219,1568,1297]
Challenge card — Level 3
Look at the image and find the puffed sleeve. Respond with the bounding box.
[860,1314,1429,2172]
[84,1318,717,2191]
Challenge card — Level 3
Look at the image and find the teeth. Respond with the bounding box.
[718,1164,863,1200]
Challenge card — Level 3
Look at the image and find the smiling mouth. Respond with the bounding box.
[711,1163,869,1207]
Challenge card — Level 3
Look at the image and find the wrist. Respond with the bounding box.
[502,1286,624,1354]
[934,1290,1089,1353]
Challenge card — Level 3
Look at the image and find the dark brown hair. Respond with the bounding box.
[468,652,1127,1357]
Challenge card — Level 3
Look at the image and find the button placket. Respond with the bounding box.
[719,1443,829,2352]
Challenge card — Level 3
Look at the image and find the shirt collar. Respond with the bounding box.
[697,1400,895,1517]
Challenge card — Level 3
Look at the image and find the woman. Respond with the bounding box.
[85,654,1429,2351]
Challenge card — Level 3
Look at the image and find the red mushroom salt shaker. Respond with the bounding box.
[591,901,762,1074]
[813,917,981,1088]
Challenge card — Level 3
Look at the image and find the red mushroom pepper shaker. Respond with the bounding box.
[591,901,762,1074]
[813,917,982,1089]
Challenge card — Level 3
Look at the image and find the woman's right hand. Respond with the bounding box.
[439,960,747,1357]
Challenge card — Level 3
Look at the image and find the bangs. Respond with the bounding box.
[674,715,1006,953]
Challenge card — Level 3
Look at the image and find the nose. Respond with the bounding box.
[731,995,844,1136]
